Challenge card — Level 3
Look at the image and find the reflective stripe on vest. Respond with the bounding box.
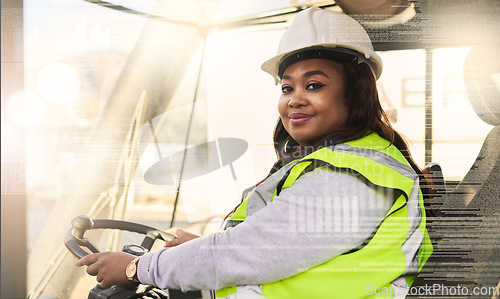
[216,132,433,298]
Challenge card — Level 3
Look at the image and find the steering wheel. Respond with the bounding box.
[64,214,176,259]
[64,215,205,299]
[64,215,195,299]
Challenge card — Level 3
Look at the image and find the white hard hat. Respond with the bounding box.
[261,7,383,83]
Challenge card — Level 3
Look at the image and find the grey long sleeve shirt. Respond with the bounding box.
[137,168,394,291]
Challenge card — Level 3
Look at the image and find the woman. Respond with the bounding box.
[77,7,432,298]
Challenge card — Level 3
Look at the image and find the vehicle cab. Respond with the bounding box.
[1,0,499,298]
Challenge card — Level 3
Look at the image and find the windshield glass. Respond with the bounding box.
[378,47,493,181]
[23,1,288,297]
[12,0,497,298]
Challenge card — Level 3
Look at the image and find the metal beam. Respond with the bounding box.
[1,0,27,298]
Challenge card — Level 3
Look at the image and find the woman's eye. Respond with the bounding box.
[281,86,293,94]
[306,83,325,90]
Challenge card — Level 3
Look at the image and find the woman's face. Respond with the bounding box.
[278,59,348,146]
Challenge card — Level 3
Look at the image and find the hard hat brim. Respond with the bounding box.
[261,45,383,84]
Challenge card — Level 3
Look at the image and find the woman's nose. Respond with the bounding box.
[288,91,307,107]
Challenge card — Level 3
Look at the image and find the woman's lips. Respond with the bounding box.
[288,112,313,125]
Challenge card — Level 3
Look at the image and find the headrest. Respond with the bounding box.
[463,45,500,126]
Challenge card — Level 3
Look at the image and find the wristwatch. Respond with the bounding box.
[125,256,141,282]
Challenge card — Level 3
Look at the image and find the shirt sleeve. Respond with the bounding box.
[137,168,394,291]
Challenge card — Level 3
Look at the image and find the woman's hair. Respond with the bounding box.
[226,59,434,219]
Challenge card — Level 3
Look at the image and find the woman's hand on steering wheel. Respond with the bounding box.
[164,227,200,247]
[76,251,137,289]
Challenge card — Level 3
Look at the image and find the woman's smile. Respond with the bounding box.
[288,112,315,125]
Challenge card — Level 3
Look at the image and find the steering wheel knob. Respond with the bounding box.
[71,214,94,239]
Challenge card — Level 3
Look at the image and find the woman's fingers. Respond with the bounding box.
[85,259,101,276]
[165,238,180,247]
[100,280,112,289]
[75,252,137,288]
[164,227,200,247]
[166,227,180,238]
[76,253,101,267]
[77,253,102,276]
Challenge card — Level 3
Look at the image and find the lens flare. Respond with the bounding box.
[6,90,46,126]
[36,62,80,104]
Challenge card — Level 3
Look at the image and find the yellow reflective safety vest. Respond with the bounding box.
[215,132,433,298]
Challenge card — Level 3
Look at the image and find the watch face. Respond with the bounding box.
[126,260,137,279]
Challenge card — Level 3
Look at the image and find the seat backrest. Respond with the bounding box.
[409,45,500,297]
[444,45,500,290]
[446,44,500,209]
